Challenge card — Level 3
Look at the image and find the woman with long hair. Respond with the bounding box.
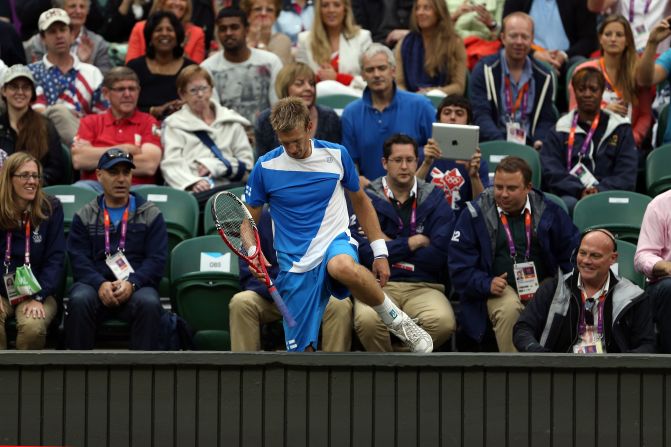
[255,62,341,157]
[0,153,65,349]
[125,0,206,63]
[127,11,196,120]
[0,65,66,186]
[395,0,467,96]
[296,0,371,94]
[569,14,653,148]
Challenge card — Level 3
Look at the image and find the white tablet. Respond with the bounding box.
[431,123,479,160]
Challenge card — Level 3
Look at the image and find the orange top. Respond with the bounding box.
[125,21,206,64]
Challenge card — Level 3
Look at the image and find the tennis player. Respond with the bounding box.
[245,97,433,352]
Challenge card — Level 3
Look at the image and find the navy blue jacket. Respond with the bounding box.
[448,188,580,342]
[469,53,556,144]
[238,208,278,300]
[67,193,168,291]
[352,178,454,284]
[0,196,65,302]
[540,109,637,197]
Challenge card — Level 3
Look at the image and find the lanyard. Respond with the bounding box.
[567,112,601,170]
[499,209,531,260]
[4,214,31,272]
[504,76,529,122]
[382,179,417,235]
[629,0,652,22]
[599,58,624,100]
[578,290,606,336]
[103,204,130,257]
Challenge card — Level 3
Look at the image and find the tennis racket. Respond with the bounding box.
[210,191,296,327]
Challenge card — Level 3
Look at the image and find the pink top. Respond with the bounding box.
[634,189,671,279]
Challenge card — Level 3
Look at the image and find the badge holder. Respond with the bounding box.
[106,251,135,281]
[513,261,539,302]
[569,162,599,188]
[506,122,527,144]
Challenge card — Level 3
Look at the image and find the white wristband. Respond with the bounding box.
[371,239,388,259]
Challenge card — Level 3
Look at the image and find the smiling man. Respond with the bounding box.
[245,97,434,352]
[514,229,656,353]
[449,156,579,351]
[66,148,168,350]
[72,66,162,191]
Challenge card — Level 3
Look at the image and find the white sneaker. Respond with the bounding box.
[388,312,433,353]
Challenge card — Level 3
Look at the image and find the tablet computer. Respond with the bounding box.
[431,123,479,160]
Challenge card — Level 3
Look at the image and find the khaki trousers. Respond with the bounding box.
[229,291,353,351]
[354,281,456,352]
[486,285,525,352]
[0,296,58,349]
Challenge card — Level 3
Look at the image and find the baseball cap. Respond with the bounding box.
[38,8,71,32]
[1,64,35,87]
[97,148,136,170]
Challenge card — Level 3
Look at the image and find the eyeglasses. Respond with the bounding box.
[387,157,417,165]
[109,86,139,94]
[5,84,32,93]
[186,85,211,96]
[13,173,41,182]
[584,297,596,326]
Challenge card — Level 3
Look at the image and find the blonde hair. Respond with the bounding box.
[409,0,463,79]
[310,0,360,66]
[0,152,51,230]
[270,97,310,133]
[150,0,192,23]
[598,15,638,106]
[274,62,316,98]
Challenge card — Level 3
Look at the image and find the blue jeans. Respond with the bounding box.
[646,277,671,353]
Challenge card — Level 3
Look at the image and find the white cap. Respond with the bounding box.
[38,8,71,32]
[1,64,35,87]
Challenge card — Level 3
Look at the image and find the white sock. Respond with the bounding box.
[373,294,402,325]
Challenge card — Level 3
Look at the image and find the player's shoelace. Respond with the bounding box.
[392,317,428,345]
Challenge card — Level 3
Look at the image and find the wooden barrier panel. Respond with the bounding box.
[0,352,669,446]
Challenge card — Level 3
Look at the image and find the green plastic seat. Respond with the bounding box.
[646,143,671,197]
[136,187,199,297]
[614,239,646,289]
[203,186,246,236]
[170,235,241,350]
[656,100,669,148]
[572,191,651,244]
[543,192,569,215]
[44,185,98,235]
[315,93,359,111]
[60,143,73,185]
[479,140,542,188]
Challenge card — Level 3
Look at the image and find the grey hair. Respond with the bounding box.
[359,43,396,70]
[52,0,89,7]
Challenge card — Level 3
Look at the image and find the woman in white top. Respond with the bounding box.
[295,0,371,96]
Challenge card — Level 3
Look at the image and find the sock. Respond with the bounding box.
[373,294,402,325]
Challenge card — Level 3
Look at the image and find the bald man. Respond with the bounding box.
[513,229,656,353]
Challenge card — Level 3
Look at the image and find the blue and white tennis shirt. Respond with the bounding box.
[246,139,359,273]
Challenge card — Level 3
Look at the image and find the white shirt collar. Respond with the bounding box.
[496,194,531,217]
[381,176,417,202]
[577,272,611,300]
[42,53,80,70]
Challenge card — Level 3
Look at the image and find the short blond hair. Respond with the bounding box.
[270,97,310,133]
[274,62,315,99]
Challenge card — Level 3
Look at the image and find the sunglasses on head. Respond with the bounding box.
[584,297,597,326]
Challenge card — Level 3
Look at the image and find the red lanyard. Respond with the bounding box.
[499,209,531,260]
[4,214,31,271]
[103,204,130,257]
[567,112,600,170]
[599,58,624,100]
[504,76,530,122]
[629,0,652,22]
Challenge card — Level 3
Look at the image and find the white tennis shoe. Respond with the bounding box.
[388,311,433,353]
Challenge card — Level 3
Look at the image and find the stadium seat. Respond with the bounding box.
[43,185,98,235]
[646,143,671,197]
[572,191,651,243]
[315,93,359,114]
[203,186,246,236]
[60,143,74,185]
[135,187,199,297]
[479,140,542,188]
[656,102,669,148]
[170,235,241,350]
[544,192,569,214]
[614,239,646,289]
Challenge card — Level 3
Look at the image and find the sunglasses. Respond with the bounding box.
[106,150,134,162]
[584,297,597,326]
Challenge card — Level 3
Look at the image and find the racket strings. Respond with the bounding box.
[213,194,257,255]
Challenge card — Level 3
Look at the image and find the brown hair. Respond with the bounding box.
[150,0,192,23]
[103,66,140,89]
[597,14,638,105]
[0,152,51,230]
[274,62,316,99]
[239,0,282,19]
[495,156,532,186]
[270,97,310,133]
[1,77,49,161]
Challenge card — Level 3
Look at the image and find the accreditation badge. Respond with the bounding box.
[506,122,527,144]
[513,261,539,302]
[569,162,600,188]
[3,272,29,306]
[106,251,135,281]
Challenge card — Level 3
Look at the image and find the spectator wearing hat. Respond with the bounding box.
[65,148,168,350]
[0,64,67,186]
[28,7,107,147]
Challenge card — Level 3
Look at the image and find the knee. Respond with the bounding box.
[16,318,48,340]
[130,288,162,314]
[353,301,382,333]
[489,297,523,326]
[327,255,359,282]
[229,291,259,317]
[67,283,98,312]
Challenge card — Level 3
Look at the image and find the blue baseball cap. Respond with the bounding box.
[97,148,136,170]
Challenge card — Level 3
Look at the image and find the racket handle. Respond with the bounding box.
[268,285,296,328]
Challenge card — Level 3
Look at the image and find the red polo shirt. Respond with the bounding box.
[76,109,162,184]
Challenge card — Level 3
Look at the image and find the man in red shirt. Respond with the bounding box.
[72,66,162,191]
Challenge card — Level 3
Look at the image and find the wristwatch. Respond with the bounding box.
[127,280,137,292]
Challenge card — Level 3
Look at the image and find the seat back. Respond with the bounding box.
[479,140,542,188]
[646,143,671,197]
[572,191,651,243]
[315,93,359,114]
[656,103,669,148]
[614,239,646,289]
[203,186,246,236]
[544,192,569,215]
[44,185,98,235]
